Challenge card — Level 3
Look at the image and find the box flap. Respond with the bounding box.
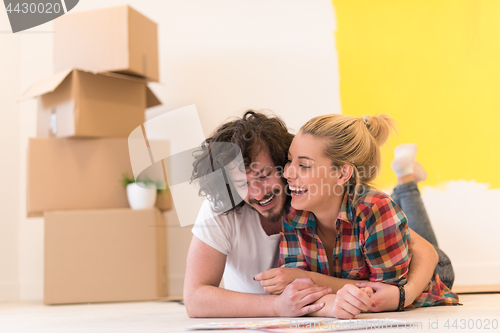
[20,69,74,100]
[146,86,162,108]
[21,69,150,102]
[99,71,147,83]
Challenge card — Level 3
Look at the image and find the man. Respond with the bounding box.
[183,111,441,318]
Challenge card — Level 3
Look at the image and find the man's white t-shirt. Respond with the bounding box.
[192,200,281,294]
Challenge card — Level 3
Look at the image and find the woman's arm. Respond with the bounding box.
[315,196,411,318]
[256,225,436,304]
[261,219,357,295]
[353,227,438,311]
[285,284,376,319]
[254,267,356,295]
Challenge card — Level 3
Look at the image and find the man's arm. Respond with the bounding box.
[183,236,330,318]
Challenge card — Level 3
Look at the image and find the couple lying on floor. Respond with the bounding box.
[184,111,459,318]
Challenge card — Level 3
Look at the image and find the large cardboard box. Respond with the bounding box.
[21,69,161,138]
[53,5,159,81]
[27,138,132,216]
[27,138,172,216]
[44,208,168,305]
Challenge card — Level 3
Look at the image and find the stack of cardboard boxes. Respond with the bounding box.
[22,6,170,305]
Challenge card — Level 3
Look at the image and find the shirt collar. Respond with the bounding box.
[337,189,355,225]
[284,203,316,230]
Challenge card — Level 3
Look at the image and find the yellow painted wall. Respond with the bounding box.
[333,0,500,188]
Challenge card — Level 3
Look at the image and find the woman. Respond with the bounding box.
[280,114,459,318]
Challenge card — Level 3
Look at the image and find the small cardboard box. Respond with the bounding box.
[21,69,161,138]
[44,208,168,305]
[53,5,159,81]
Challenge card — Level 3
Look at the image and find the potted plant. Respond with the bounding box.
[120,173,169,210]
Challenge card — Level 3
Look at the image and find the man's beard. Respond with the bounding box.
[249,190,285,223]
[261,207,285,223]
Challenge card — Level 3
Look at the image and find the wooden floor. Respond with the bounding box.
[1,294,499,332]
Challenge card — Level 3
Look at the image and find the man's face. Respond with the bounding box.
[228,145,287,223]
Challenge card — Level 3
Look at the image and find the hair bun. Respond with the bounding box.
[361,114,396,147]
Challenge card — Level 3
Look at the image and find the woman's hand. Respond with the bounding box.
[354,281,400,312]
[330,284,375,319]
[254,268,308,295]
[274,278,332,317]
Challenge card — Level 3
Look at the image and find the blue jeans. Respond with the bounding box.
[392,182,455,289]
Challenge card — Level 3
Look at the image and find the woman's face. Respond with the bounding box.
[283,132,345,212]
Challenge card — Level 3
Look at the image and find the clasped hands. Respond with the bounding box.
[254,267,401,319]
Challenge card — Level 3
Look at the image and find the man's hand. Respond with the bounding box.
[354,281,400,312]
[254,268,308,295]
[274,278,332,317]
[330,284,375,319]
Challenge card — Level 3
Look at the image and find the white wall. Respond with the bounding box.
[422,181,500,287]
[0,7,21,302]
[0,0,340,301]
[18,29,54,301]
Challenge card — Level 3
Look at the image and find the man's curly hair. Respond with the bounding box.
[191,110,294,214]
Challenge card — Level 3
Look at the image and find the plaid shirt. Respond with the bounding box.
[280,187,460,307]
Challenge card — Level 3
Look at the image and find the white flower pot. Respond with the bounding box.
[126,182,157,210]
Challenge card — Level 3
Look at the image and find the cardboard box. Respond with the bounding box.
[27,138,132,216]
[27,138,173,216]
[53,5,159,81]
[21,69,161,138]
[44,208,168,305]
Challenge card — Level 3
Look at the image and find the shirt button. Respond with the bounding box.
[334,255,339,260]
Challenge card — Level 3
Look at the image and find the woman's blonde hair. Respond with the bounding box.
[300,114,396,201]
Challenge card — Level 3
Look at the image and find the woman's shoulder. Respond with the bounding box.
[355,186,397,209]
[352,187,406,230]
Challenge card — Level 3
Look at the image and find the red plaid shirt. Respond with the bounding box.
[280,187,459,307]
